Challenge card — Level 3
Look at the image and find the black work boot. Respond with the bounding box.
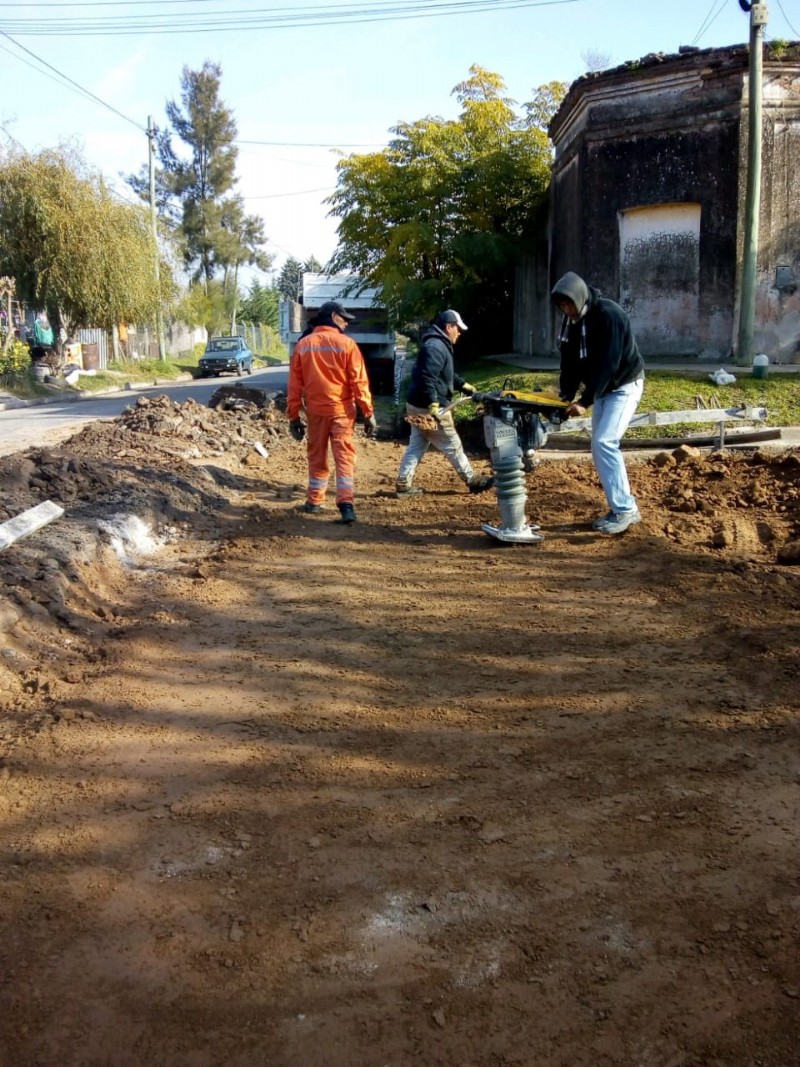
[467,475,495,494]
[338,502,357,525]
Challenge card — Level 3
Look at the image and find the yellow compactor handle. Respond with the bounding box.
[499,389,571,409]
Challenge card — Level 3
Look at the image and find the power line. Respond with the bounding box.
[0,0,247,5]
[0,122,156,213]
[0,37,138,118]
[690,0,727,45]
[0,31,145,131]
[0,38,97,100]
[238,139,386,148]
[0,42,376,155]
[235,149,332,169]
[0,32,345,215]
[774,0,799,37]
[0,39,163,219]
[107,184,146,208]
[244,186,334,199]
[0,121,29,152]
[0,0,580,35]
[265,237,314,262]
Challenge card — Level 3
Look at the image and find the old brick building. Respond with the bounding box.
[523,42,800,362]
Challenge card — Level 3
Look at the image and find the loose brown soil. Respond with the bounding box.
[1,394,799,1067]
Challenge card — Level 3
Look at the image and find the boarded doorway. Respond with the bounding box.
[619,203,701,356]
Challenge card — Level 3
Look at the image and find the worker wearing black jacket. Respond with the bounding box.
[552,272,645,535]
[395,310,494,497]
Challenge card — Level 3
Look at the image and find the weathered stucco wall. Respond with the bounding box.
[750,65,800,361]
[619,203,701,355]
[544,43,800,362]
[513,238,551,357]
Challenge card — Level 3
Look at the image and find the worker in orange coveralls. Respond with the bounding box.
[287,300,377,526]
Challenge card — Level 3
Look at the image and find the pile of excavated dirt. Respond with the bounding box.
[1,395,799,1067]
[0,394,300,688]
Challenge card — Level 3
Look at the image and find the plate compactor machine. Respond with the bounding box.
[471,383,572,544]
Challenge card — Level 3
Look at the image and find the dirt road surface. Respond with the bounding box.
[1,394,799,1067]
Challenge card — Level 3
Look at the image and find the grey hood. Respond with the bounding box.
[551,272,590,320]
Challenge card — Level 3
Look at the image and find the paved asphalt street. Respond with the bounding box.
[0,366,290,458]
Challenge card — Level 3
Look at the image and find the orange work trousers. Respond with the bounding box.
[305,413,357,506]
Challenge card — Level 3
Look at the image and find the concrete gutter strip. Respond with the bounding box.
[545,427,783,452]
[0,374,196,412]
[0,500,65,552]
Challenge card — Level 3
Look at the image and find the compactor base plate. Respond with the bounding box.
[481,523,544,544]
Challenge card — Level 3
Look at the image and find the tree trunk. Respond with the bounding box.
[43,306,66,372]
[2,288,12,353]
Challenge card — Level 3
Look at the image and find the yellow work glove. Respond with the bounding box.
[427,402,442,422]
[461,382,476,395]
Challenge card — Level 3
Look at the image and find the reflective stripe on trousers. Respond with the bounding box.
[306,413,357,505]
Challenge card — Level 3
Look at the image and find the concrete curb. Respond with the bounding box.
[0,374,195,413]
[489,353,800,374]
[0,365,289,413]
[3,373,798,452]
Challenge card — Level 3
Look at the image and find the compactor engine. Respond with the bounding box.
[472,382,572,544]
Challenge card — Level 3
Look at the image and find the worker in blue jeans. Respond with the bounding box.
[551,272,645,535]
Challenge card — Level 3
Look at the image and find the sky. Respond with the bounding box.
[1,0,799,287]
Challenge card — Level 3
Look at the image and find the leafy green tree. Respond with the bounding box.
[218,196,273,330]
[0,145,175,359]
[174,280,229,336]
[523,80,569,134]
[303,255,323,275]
[327,66,555,351]
[239,280,279,329]
[220,198,271,276]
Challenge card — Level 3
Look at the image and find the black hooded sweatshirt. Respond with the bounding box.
[555,282,644,409]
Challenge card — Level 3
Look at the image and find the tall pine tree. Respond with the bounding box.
[167,62,237,288]
[128,62,269,294]
[276,257,303,302]
[276,255,325,302]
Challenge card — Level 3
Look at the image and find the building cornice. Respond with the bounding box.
[550,42,800,146]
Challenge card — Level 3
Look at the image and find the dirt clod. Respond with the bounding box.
[777,539,800,564]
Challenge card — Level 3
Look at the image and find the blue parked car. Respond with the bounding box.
[198,336,255,378]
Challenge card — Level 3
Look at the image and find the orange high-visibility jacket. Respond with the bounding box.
[287,325,374,420]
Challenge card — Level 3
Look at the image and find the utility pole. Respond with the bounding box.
[230,259,240,335]
[735,1,769,365]
[148,116,167,360]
